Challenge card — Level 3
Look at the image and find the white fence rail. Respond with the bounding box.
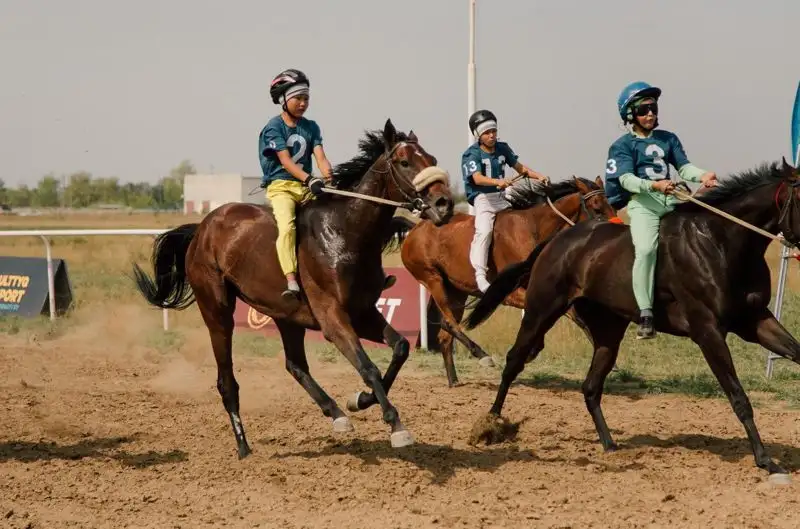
[0,229,430,349]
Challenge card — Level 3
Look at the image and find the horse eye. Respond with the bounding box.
[400,160,410,168]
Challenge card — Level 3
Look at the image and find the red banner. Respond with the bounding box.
[233,267,425,347]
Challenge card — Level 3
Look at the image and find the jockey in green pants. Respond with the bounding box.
[603,82,719,339]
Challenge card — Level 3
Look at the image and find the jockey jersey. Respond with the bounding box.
[259,115,323,188]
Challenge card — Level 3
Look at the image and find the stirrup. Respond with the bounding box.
[281,288,300,302]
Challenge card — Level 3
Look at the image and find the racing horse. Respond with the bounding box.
[464,158,800,481]
[394,176,618,386]
[132,120,454,458]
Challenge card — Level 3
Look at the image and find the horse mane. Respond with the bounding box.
[674,161,782,212]
[504,177,596,210]
[328,129,411,192]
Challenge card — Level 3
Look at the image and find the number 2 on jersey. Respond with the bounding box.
[287,134,307,164]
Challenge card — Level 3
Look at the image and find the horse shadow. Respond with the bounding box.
[0,435,188,468]
[266,436,644,485]
[622,433,800,472]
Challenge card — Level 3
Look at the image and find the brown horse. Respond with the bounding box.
[132,120,454,459]
[464,159,800,481]
[395,176,618,386]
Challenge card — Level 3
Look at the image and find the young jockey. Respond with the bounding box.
[259,68,331,301]
[259,68,396,301]
[462,109,550,293]
[603,81,718,339]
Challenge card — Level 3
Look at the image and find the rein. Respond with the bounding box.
[321,141,430,212]
[545,188,606,227]
[672,184,798,249]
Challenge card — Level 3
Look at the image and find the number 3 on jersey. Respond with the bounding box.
[606,158,617,174]
[644,144,668,178]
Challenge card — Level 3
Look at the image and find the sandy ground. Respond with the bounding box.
[3,319,800,529]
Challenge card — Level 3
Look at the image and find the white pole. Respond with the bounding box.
[467,0,477,216]
[40,236,56,321]
[419,284,428,350]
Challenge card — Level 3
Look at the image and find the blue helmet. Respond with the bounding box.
[617,81,661,123]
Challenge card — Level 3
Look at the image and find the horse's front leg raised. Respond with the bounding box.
[347,306,410,412]
[318,304,414,448]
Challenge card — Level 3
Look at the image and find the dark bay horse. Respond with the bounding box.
[464,159,800,480]
[395,176,618,386]
[132,120,454,458]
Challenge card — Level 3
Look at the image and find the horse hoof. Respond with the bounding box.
[391,429,415,448]
[478,356,496,368]
[768,473,792,486]
[332,416,354,433]
[346,392,364,412]
[237,445,252,460]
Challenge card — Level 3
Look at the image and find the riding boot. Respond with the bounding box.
[636,310,656,340]
[282,278,301,302]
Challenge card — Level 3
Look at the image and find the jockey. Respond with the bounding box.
[462,109,550,293]
[259,68,395,301]
[259,68,331,301]
[603,81,718,339]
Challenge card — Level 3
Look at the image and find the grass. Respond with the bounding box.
[2,211,800,410]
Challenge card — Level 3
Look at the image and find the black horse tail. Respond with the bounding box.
[132,223,199,310]
[463,232,558,330]
[382,214,419,254]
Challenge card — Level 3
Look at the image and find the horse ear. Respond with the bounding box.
[383,119,397,150]
[408,129,418,142]
[595,175,603,188]
[572,175,588,192]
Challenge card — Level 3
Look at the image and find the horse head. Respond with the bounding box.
[379,119,454,225]
[572,175,619,222]
[776,157,800,246]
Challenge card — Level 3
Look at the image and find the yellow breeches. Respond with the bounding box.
[265,179,312,276]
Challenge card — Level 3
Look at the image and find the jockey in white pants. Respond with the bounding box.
[461,109,550,293]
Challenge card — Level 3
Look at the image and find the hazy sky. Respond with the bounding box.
[1,0,797,191]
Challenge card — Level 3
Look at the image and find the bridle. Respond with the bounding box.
[321,140,437,213]
[775,179,800,245]
[545,187,607,227]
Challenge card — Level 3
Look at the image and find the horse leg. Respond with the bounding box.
[274,320,354,433]
[732,308,800,364]
[690,319,788,477]
[425,276,495,387]
[194,279,252,459]
[346,307,411,412]
[489,296,568,417]
[573,301,629,451]
[319,306,413,448]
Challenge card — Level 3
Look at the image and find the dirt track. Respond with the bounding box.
[3,320,800,529]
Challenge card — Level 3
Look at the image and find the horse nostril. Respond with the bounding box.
[435,197,451,211]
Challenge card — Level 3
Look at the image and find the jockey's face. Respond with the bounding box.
[479,128,497,149]
[285,94,309,117]
[633,97,658,131]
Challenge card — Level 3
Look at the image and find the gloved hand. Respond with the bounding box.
[305,176,326,197]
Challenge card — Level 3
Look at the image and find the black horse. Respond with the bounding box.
[464,158,800,481]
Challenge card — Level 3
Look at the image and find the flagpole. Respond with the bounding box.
[467,0,477,215]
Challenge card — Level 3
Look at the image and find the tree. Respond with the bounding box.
[33,174,60,207]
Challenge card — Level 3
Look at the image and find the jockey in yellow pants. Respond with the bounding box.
[259,68,395,301]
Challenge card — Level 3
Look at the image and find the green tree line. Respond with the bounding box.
[0,160,195,210]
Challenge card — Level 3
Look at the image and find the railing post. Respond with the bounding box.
[765,244,790,378]
[40,235,56,321]
[419,284,428,350]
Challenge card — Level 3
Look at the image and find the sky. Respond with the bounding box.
[1,0,798,192]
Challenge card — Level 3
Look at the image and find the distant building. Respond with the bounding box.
[183,173,266,215]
